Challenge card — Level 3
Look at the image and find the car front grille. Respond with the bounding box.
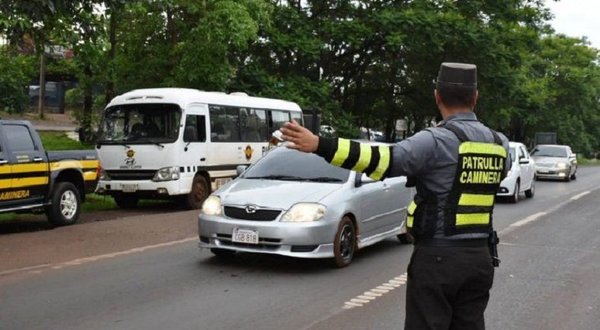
[106,170,156,181]
[224,206,281,221]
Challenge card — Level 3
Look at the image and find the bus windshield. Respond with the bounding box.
[97,104,182,144]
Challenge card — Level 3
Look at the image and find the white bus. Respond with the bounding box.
[95,88,303,209]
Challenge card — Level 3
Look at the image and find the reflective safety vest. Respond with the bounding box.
[407,125,507,237]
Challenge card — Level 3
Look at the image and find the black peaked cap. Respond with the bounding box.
[436,62,477,87]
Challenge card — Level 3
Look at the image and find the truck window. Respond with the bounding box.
[4,125,36,152]
[183,115,206,142]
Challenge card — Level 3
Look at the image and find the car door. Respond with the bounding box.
[1,123,50,206]
[518,145,534,189]
[354,174,407,238]
[0,126,14,209]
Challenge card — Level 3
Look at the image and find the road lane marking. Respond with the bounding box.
[342,272,408,310]
[571,190,590,200]
[0,236,198,277]
[508,212,547,229]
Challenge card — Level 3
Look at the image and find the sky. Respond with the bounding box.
[545,0,600,48]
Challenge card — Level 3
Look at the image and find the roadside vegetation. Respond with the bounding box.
[1,1,600,156]
[38,131,93,150]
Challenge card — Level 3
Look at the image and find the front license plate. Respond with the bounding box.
[121,184,138,193]
[232,228,259,244]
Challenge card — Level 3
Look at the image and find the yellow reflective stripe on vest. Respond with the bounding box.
[458,193,494,207]
[456,213,490,226]
[406,200,417,228]
[371,146,390,181]
[331,139,351,166]
[352,143,372,172]
[459,142,507,158]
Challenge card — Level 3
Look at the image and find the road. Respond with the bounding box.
[1,167,600,330]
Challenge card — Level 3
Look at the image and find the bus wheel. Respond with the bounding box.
[185,175,210,209]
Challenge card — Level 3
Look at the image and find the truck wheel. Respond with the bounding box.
[46,182,81,226]
[113,194,139,208]
[185,175,210,209]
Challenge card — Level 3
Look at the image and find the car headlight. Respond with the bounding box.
[556,162,568,169]
[152,166,180,181]
[281,203,326,222]
[201,196,222,216]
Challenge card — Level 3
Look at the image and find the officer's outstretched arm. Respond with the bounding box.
[281,120,391,181]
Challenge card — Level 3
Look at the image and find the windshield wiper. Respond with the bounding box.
[304,177,344,182]
[245,175,306,181]
[147,140,165,148]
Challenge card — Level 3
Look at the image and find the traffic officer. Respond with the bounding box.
[280,62,510,330]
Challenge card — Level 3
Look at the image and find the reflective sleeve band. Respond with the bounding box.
[407,215,413,228]
[352,143,373,172]
[370,146,391,181]
[458,193,495,207]
[459,142,507,158]
[456,213,490,226]
[331,139,351,167]
[407,200,417,215]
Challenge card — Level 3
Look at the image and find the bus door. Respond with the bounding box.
[182,104,209,176]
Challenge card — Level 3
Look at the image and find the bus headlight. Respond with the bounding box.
[153,166,180,181]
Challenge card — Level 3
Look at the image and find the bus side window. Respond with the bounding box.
[269,110,291,132]
[291,111,302,125]
[240,108,267,142]
[209,105,239,142]
[183,115,206,142]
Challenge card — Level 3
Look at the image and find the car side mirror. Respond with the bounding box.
[355,172,375,187]
[236,165,248,176]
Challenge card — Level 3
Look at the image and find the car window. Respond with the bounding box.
[509,147,516,164]
[4,124,36,152]
[519,146,528,159]
[243,148,350,182]
[531,146,567,158]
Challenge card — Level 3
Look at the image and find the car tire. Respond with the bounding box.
[525,178,535,198]
[211,248,236,258]
[184,175,210,210]
[113,194,139,208]
[570,168,577,180]
[564,168,572,182]
[509,181,520,203]
[46,182,81,226]
[333,216,356,268]
[397,233,411,244]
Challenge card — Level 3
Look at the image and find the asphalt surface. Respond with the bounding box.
[1,167,600,330]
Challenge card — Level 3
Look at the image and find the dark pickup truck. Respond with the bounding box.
[0,120,99,226]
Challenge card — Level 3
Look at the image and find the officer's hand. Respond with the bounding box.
[280,120,319,153]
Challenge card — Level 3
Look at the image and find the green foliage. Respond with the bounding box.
[38,131,93,150]
[0,52,36,113]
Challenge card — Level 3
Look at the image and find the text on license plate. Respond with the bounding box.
[232,228,259,244]
[121,184,138,193]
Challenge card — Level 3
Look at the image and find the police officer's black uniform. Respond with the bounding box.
[311,63,510,330]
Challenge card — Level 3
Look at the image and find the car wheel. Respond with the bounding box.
[184,175,210,209]
[570,168,577,180]
[46,182,81,226]
[113,193,139,208]
[564,168,572,182]
[333,216,356,268]
[509,181,520,203]
[211,248,236,258]
[525,178,535,198]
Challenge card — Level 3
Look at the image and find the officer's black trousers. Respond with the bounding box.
[405,245,494,330]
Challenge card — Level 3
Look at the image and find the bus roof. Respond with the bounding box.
[106,88,302,112]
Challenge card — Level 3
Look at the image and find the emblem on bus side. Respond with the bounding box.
[244,145,253,161]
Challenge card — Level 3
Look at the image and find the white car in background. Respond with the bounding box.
[497,142,536,203]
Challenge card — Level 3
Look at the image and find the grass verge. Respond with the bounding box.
[38,131,93,150]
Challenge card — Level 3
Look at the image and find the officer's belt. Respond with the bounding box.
[415,238,488,247]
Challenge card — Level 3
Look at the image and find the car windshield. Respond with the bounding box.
[97,103,182,144]
[243,148,350,183]
[531,146,567,158]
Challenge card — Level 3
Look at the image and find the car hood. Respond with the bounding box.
[216,179,345,210]
[533,156,566,166]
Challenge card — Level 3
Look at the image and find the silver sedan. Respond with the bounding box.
[531,144,578,181]
[198,147,412,267]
